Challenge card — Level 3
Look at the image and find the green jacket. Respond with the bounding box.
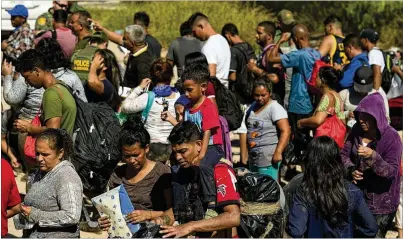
[35,9,53,32]
[71,45,98,84]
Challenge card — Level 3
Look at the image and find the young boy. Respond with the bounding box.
[162,64,223,208]
[161,121,239,238]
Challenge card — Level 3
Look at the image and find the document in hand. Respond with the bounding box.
[92,185,140,238]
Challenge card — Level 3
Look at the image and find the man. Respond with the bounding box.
[167,21,202,78]
[34,10,77,59]
[69,10,93,53]
[15,49,77,136]
[268,24,321,154]
[1,159,22,237]
[71,31,108,84]
[160,121,240,238]
[123,25,154,88]
[2,4,34,61]
[338,33,369,90]
[249,21,285,102]
[188,12,231,88]
[395,50,402,68]
[318,15,348,69]
[133,11,162,58]
[35,1,68,36]
[359,28,384,91]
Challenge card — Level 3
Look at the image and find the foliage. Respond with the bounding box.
[86,1,275,51]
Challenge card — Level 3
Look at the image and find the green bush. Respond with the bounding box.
[86,1,274,51]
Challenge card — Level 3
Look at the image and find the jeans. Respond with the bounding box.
[199,145,224,204]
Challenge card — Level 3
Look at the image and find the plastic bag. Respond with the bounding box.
[239,208,284,238]
[237,172,280,203]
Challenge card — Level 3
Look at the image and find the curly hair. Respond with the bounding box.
[36,38,71,70]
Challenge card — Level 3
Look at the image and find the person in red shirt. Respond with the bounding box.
[1,159,22,237]
[161,121,240,238]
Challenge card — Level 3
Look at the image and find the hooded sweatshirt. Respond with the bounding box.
[341,93,402,215]
[23,160,83,238]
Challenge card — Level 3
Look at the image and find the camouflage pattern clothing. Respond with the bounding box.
[4,23,34,60]
[35,8,53,34]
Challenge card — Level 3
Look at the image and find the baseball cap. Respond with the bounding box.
[90,31,108,43]
[354,66,374,93]
[277,9,295,25]
[359,29,379,43]
[6,4,28,18]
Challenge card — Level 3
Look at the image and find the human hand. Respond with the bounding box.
[89,18,103,31]
[10,158,21,169]
[139,78,152,89]
[14,119,32,133]
[358,145,374,159]
[351,170,363,184]
[279,32,291,43]
[272,152,283,163]
[125,210,152,223]
[160,223,195,238]
[247,59,257,72]
[2,60,13,76]
[161,111,175,123]
[90,54,104,71]
[1,40,8,50]
[392,65,402,74]
[297,120,303,129]
[21,205,32,217]
[98,216,111,231]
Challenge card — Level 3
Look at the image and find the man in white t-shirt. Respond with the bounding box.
[359,29,384,91]
[188,12,231,87]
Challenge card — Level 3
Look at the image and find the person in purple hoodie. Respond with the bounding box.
[341,92,402,237]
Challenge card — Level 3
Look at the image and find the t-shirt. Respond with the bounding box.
[201,34,231,88]
[246,100,288,167]
[214,160,240,209]
[281,48,321,114]
[123,46,155,88]
[85,79,114,104]
[315,93,345,121]
[1,159,21,237]
[108,163,172,211]
[185,97,223,145]
[167,36,202,78]
[34,27,77,59]
[42,83,77,136]
[368,47,385,72]
[145,34,162,58]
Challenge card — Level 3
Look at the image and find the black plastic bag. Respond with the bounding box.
[239,209,284,238]
[237,172,280,203]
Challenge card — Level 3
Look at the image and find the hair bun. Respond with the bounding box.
[123,114,145,132]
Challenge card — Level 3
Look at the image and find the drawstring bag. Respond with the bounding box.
[314,93,346,148]
[24,112,41,164]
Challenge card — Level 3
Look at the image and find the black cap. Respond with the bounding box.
[354,66,373,93]
[359,28,379,43]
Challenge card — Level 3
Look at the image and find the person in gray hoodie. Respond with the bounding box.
[18,128,83,238]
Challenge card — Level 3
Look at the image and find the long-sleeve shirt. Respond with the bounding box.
[2,74,43,120]
[3,23,34,60]
[23,160,83,238]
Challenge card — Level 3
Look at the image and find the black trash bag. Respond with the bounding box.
[238,209,284,238]
[237,172,280,203]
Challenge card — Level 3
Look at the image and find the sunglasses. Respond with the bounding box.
[54,1,68,9]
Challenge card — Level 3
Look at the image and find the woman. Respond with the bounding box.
[341,92,402,238]
[121,58,180,163]
[19,128,83,238]
[36,38,87,102]
[87,49,122,111]
[287,136,378,237]
[297,66,346,146]
[99,118,174,234]
[246,77,290,180]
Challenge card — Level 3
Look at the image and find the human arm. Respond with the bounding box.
[23,173,83,227]
[247,60,280,84]
[208,64,217,77]
[2,61,28,105]
[318,35,333,57]
[228,72,236,81]
[7,203,22,219]
[192,130,211,165]
[160,204,240,238]
[87,54,106,94]
[267,33,291,64]
[91,19,124,46]
[120,78,151,113]
[353,189,378,237]
[273,118,291,163]
[1,134,21,168]
[297,94,332,129]
[392,65,403,80]
[286,191,308,238]
[372,64,382,90]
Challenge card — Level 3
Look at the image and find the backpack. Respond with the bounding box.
[116,91,155,125]
[232,43,256,102]
[381,50,394,93]
[56,83,122,194]
[210,77,244,131]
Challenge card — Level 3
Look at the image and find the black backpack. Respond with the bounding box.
[210,77,244,131]
[232,43,256,102]
[381,50,394,93]
[57,83,122,195]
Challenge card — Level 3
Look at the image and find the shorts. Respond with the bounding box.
[233,104,249,134]
[250,161,281,181]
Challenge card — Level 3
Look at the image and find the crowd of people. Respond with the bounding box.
[1,1,402,238]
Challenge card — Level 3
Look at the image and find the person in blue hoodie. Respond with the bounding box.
[338,34,369,90]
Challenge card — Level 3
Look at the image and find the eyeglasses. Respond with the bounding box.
[54,1,68,9]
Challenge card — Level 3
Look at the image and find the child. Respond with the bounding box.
[162,64,223,208]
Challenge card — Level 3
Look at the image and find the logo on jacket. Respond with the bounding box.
[217,184,227,197]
